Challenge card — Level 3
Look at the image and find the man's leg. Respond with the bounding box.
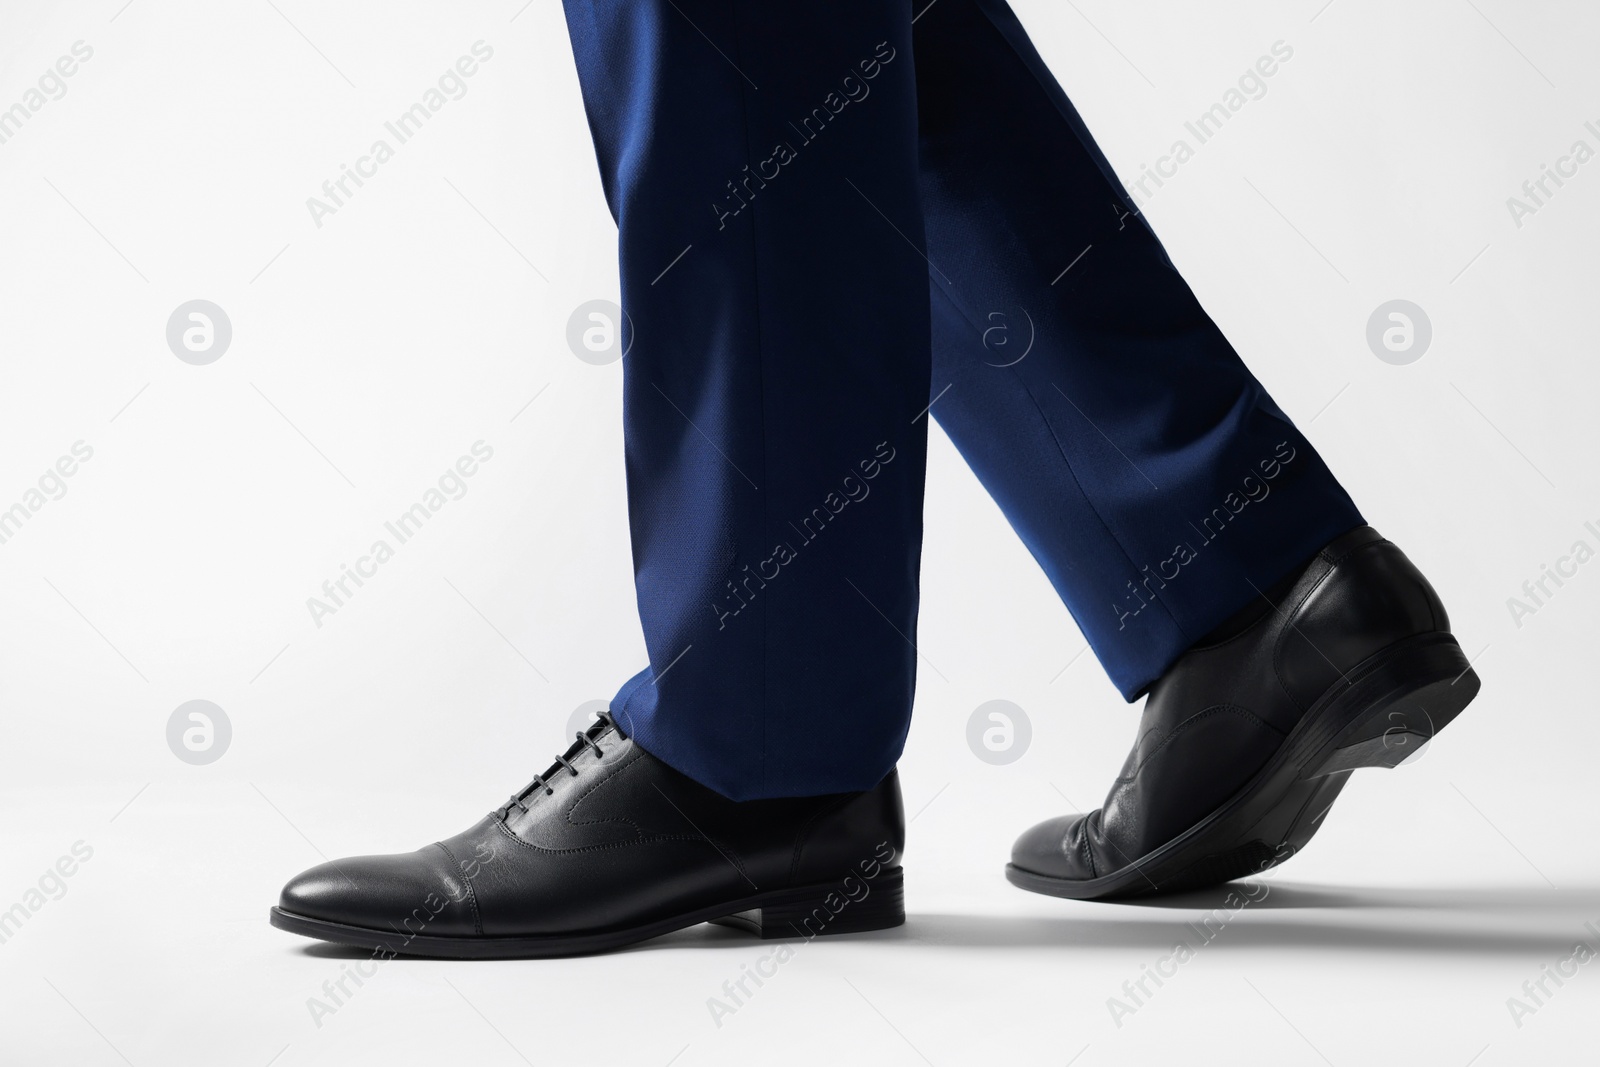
[269,0,929,957]
[563,0,931,800]
[914,0,1363,693]
[910,0,1479,897]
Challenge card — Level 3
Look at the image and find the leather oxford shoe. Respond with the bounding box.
[271,712,905,958]
[1009,525,1480,899]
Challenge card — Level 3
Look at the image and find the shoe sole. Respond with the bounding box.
[1007,631,1480,900]
[269,867,904,959]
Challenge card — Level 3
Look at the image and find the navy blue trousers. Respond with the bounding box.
[561,0,1364,800]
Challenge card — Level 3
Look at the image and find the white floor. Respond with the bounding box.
[4,0,1599,1062]
[4,724,1594,1067]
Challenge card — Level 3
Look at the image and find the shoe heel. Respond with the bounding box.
[710,867,905,940]
[1301,632,1480,779]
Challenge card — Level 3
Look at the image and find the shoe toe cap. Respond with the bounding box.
[279,845,477,936]
[1011,814,1096,881]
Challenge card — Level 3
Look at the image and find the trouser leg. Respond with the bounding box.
[561,0,931,799]
[912,0,1364,697]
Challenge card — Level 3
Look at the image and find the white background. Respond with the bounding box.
[2,1,1597,1064]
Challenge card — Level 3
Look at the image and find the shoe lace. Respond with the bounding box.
[497,710,614,819]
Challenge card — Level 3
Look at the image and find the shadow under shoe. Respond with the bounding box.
[1009,525,1480,900]
[272,712,906,958]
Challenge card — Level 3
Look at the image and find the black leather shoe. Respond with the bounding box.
[270,713,905,957]
[1008,525,1480,900]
